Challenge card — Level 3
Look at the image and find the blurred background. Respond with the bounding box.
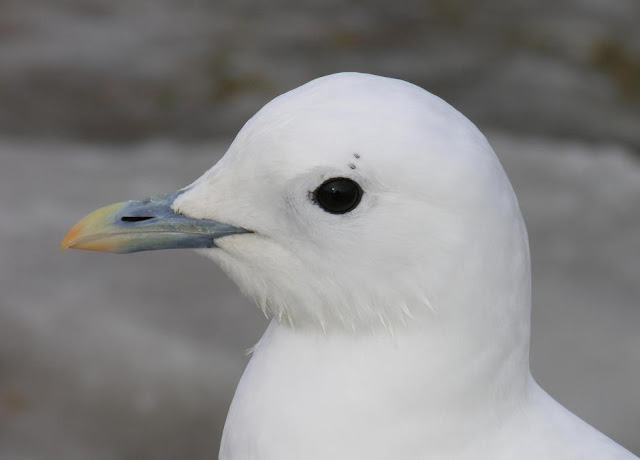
[1,0,639,458]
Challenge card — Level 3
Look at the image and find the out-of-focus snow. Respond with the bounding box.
[0,134,638,458]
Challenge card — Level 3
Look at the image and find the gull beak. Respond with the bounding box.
[61,192,250,254]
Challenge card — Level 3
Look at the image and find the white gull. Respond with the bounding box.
[62,73,638,460]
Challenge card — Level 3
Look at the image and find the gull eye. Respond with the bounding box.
[313,177,363,214]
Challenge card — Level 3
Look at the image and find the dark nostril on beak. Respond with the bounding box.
[121,216,154,222]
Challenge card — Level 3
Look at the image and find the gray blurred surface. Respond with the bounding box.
[0,0,639,145]
[0,133,638,459]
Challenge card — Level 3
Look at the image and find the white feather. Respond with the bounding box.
[175,73,636,459]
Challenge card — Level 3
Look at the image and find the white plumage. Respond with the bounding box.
[86,72,640,459]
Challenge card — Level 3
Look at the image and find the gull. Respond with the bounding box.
[61,73,638,460]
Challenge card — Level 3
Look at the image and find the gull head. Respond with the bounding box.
[62,73,531,333]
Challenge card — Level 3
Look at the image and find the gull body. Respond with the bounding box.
[62,73,638,459]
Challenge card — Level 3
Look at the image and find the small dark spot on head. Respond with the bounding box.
[353,153,361,159]
[349,163,356,169]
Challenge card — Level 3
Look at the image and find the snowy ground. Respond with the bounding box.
[0,133,638,459]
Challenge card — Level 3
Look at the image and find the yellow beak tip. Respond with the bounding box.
[59,238,75,251]
[60,221,84,251]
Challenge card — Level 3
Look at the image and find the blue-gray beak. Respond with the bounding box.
[61,192,250,254]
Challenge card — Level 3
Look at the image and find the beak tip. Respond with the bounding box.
[60,223,82,251]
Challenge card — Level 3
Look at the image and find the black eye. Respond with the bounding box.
[313,177,363,214]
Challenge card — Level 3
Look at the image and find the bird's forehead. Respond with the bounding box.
[227,111,425,177]
[235,115,378,172]
[191,73,499,203]
[220,74,488,176]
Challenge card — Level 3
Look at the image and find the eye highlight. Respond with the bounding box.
[313,177,363,214]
